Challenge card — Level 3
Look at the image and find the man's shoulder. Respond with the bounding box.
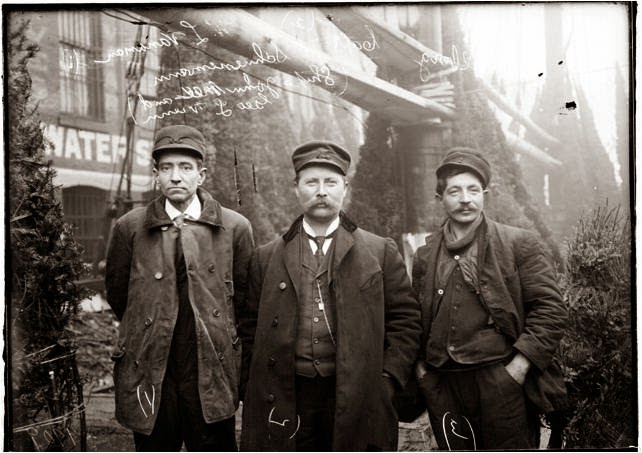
[116,206,147,226]
[487,218,538,242]
[219,205,251,228]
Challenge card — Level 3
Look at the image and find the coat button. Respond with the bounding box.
[213,309,221,317]
[134,360,140,367]
[267,394,275,403]
[449,345,455,351]
[154,272,163,280]
[313,338,319,344]
[208,264,216,273]
[278,282,287,290]
[272,317,279,327]
[313,317,319,323]
[314,359,321,365]
[437,289,444,295]
[218,352,225,361]
[144,317,153,327]
[268,357,276,367]
[454,255,460,260]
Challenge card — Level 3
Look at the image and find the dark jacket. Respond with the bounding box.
[239,213,422,451]
[105,188,254,434]
[412,217,569,412]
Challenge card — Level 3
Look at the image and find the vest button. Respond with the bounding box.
[279,282,287,290]
[268,357,276,367]
[449,345,455,351]
[451,325,456,331]
[144,317,153,327]
[161,226,169,231]
[314,359,321,365]
[218,352,225,361]
[154,272,163,280]
[313,338,319,344]
[314,297,321,303]
[454,255,460,260]
[213,309,221,317]
[313,317,319,323]
[437,289,444,295]
[208,264,216,273]
[267,394,275,403]
[272,317,279,327]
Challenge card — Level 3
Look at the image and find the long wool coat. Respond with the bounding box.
[105,189,254,434]
[239,214,422,451]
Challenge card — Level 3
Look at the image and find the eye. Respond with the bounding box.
[469,187,482,195]
[180,164,193,172]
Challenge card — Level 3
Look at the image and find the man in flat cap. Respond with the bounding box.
[239,141,421,451]
[105,124,254,451]
[411,147,568,449]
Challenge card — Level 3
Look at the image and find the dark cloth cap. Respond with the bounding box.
[152,124,206,161]
[436,147,491,187]
[292,141,351,175]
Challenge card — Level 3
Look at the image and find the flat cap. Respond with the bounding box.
[292,141,351,175]
[436,147,491,187]
[152,124,206,161]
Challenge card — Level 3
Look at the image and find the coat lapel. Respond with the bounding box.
[329,226,354,284]
[283,230,302,300]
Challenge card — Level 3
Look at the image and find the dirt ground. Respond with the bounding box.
[83,391,438,451]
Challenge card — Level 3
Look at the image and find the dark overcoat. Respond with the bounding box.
[239,213,422,451]
[105,188,254,434]
[412,217,569,412]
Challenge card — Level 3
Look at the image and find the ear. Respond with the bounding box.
[198,167,207,185]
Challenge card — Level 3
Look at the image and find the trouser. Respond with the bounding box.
[417,361,540,450]
[295,374,336,451]
[132,368,237,452]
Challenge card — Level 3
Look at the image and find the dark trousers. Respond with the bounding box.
[295,375,336,451]
[418,362,540,450]
[132,368,237,451]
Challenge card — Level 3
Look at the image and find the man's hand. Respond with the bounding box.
[504,352,531,385]
[415,361,428,381]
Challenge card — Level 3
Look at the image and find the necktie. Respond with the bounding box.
[307,231,336,266]
[174,214,187,228]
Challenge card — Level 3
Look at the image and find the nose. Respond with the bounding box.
[169,166,181,182]
[316,182,328,197]
[460,190,471,203]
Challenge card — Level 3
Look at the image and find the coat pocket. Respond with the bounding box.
[359,269,383,291]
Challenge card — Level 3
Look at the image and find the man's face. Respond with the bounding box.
[153,151,206,211]
[439,171,485,226]
[295,165,347,224]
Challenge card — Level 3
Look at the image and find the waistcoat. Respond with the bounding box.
[295,234,337,377]
[426,252,511,368]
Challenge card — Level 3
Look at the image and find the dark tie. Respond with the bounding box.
[307,231,336,266]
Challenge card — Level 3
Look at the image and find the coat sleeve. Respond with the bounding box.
[237,247,262,401]
[232,217,255,327]
[105,220,132,321]
[382,238,422,388]
[512,232,568,371]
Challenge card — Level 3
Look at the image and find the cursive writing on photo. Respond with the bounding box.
[417,44,472,82]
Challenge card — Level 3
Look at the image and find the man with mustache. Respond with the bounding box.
[105,124,254,451]
[412,147,568,449]
[239,141,421,451]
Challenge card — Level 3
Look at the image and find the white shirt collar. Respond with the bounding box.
[302,216,340,255]
[165,195,202,221]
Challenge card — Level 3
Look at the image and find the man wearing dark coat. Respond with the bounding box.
[412,147,568,450]
[105,125,254,451]
[239,141,422,451]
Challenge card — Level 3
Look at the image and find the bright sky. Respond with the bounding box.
[458,3,630,183]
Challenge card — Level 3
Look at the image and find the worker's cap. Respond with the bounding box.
[292,141,351,175]
[436,147,491,188]
[152,124,206,161]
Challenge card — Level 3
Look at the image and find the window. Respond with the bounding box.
[63,186,108,265]
[58,11,104,120]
